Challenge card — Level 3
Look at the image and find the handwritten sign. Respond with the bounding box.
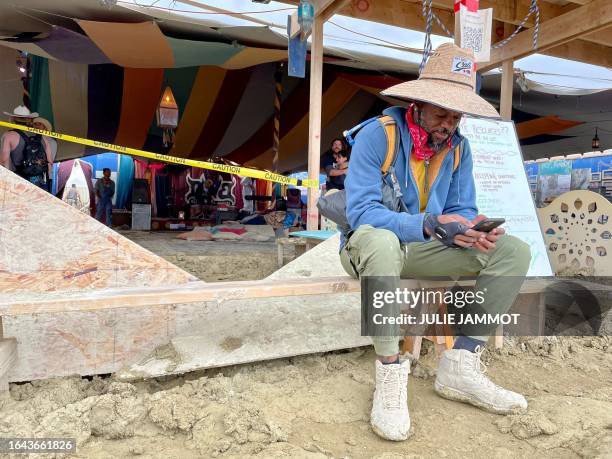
[460,116,553,276]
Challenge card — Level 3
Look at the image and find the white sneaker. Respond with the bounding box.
[371,359,411,441]
[434,347,528,414]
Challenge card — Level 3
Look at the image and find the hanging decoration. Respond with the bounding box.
[592,127,601,151]
[156,85,179,148]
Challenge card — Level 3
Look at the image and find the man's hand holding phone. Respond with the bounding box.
[424,214,505,252]
[468,215,506,253]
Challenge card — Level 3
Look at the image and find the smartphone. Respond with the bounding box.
[471,218,505,232]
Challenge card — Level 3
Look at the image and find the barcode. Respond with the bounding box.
[463,26,483,53]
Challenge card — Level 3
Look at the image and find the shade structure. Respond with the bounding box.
[20,57,382,170]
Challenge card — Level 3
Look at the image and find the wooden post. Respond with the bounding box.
[454,8,461,46]
[306,15,324,231]
[500,59,514,120]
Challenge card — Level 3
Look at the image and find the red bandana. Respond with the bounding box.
[405,105,452,161]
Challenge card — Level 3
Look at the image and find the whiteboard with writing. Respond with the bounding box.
[460,116,553,276]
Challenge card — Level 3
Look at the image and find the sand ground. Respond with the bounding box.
[1,233,610,459]
[1,337,610,459]
[119,231,279,281]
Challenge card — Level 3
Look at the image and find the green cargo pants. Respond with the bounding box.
[340,224,531,356]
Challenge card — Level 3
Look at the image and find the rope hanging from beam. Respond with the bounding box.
[419,0,540,73]
[492,0,540,50]
[419,0,434,74]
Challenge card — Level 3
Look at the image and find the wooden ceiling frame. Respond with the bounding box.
[279,0,612,69]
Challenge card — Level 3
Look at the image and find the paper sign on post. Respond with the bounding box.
[458,5,492,62]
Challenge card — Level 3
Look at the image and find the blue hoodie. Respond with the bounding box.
[344,106,478,244]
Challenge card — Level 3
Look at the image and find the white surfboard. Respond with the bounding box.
[61,159,90,215]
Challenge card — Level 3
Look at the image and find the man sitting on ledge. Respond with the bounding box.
[340,43,532,441]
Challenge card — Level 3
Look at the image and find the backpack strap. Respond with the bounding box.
[453,140,463,172]
[453,143,460,172]
[377,115,399,176]
[13,130,28,142]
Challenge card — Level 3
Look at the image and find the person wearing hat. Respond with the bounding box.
[341,43,531,441]
[33,117,58,167]
[1,105,54,190]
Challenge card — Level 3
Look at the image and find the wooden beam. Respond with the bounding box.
[544,39,612,68]
[303,1,350,230]
[480,0,612,71]
[318,0,351,22]
[314,0,338,14]
[278,0,612,69]
[3,277,608,316]
[279,0,455,35]
[500,60,514,120]
[401,0,571,26]
[419,0,612,49]
[307,16,324,230]
[339,0,454,35]
[282,0,612,51]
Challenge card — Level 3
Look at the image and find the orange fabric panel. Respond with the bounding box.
[114,68,164,149]
[221,48,287,69]
[78,21,174,68]
[246,79,359,171]
[516,116,583,139]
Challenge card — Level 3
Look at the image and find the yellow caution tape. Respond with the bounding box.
[0,121,319,188]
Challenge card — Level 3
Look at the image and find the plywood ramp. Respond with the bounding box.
[116,234,371,380]
[0,169,364,382]
[0,167,198,294]
[0,168,198,381]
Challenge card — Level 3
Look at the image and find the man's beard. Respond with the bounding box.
[427,129,451,152]
[416,115,452,152]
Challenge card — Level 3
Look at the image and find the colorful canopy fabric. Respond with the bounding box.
[0,22,290,70]
[515,116,583,140]
[36,26,111,65]
[26,57,382,172]
[77,21,174,68]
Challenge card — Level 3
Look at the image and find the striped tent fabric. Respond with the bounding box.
[24,55,384,171]
[0,22,288,70]
[1,21,399,171]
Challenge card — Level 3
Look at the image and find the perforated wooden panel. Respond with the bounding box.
[538,190,612,275]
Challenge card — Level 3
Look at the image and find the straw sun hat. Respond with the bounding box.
[381,43,500,119]
[33,117,53,131]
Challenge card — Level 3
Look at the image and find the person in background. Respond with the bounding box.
[95,168,115,227]
[327,149,350,191]
[321,137,346,191]
[1,106,53,191]
[65,183,83,209]
[33,117,57,180]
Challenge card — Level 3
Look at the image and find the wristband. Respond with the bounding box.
[424,213,469,248]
